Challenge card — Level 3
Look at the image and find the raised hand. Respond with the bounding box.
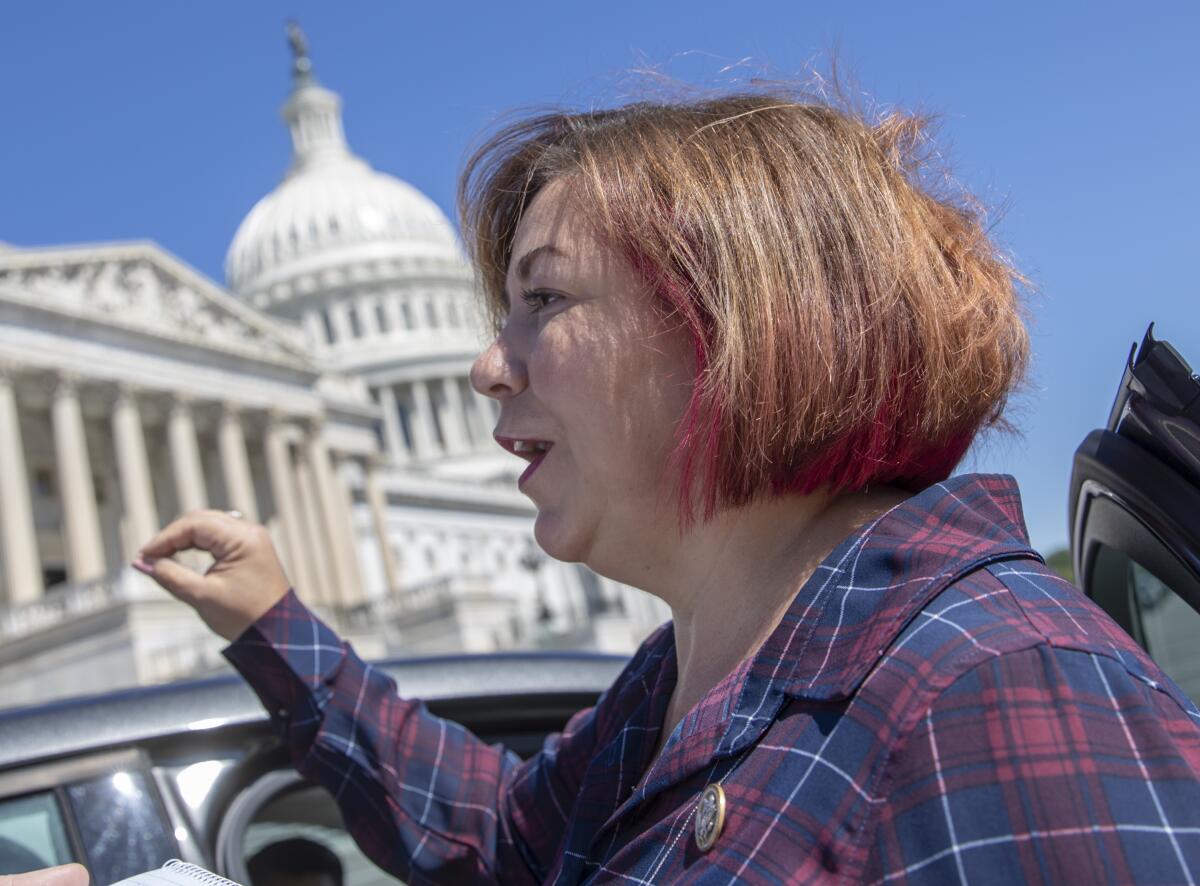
[134,510,292,641]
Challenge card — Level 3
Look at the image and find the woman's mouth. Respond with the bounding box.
[495,436,555,488]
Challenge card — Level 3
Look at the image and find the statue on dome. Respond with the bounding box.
[285,20,312,81]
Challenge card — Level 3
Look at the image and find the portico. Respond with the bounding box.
[0,246,379,611]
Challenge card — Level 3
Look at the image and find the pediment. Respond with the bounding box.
[0,243,315,371]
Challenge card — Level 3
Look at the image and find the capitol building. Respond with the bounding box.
[0,32,667,708]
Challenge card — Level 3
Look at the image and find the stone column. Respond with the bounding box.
[263,415,314,595]
[364,455,400,593]
[111,384,160,561]
[357,294,381,337]
[384,293,403,334]
[440,376,473,454]
[376,384,408,465]
[455,378,482,445]
[302,310,328,355]
[167,395,208,514]
[0,364,44,603]
[409,378,440,458]
[471,385,496,444]
[435,292,455,329]
[217,404,260,523]
[293,443,337,606]
[330,452,368,605]
[51,373,106,585]
[305,425,363,606]
[402,293,420,331]
[331,301,353,343]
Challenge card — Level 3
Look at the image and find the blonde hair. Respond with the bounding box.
[460,90,1029,520]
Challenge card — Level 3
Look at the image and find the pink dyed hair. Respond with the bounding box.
[460,91,1028,522]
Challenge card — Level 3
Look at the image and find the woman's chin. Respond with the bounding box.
[532,510,592,565]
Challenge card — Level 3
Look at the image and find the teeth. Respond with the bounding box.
[513,440,549,453]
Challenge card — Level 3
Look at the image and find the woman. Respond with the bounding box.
[136,92,1200,883]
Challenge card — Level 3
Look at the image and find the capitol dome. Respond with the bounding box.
[225,32,465,303]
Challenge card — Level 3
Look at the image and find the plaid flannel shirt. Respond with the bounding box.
[224,474,1200,884]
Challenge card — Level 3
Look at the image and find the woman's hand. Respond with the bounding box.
[0,864,89,886]
[135,510,292,642]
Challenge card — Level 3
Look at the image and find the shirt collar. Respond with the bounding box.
[746,473,1039,704]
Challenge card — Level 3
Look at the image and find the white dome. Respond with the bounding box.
[225,70,462,298]
[226,157,460,295]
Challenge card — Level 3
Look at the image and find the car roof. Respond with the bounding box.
[0,651,627,771]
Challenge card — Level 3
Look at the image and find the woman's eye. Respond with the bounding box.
[519,289,562,314]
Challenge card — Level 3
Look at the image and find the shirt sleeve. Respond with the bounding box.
[222,589,607,885]
[865,643,1200,884]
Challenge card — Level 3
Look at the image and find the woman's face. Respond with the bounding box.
[470,179,695,573]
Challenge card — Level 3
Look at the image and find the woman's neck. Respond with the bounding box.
[642,487,912,756]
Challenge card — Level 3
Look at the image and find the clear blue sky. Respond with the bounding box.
[2,2,1197,554]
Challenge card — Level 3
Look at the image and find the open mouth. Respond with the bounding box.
[495,436,555,487]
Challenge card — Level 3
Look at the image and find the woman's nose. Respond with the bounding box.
[470,333,527,401]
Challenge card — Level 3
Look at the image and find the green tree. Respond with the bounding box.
[1044,547,1075,585]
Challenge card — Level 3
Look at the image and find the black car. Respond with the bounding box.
[1070,325,1200,701]
[0,652,624,885]
[2,327,1198,885]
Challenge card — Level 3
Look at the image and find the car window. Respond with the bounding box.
[1094,542,1200,703]
[1129,558,1200,701]
[65,771,176,884]
[0,791,74,874]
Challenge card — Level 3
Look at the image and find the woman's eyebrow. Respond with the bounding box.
[514,244,568,282]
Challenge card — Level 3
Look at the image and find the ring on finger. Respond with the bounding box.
[225,510,244,520]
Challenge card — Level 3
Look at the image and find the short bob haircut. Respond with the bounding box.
[460,90,1029,521]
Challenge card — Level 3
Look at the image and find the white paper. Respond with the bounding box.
[109,859,243,886]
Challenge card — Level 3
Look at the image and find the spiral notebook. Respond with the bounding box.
[110,859,244,886]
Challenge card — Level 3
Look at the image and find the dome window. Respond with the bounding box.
[394,387,415,451]
[375,301,390,333]
[425,298,438,329]
[328,215,340,236]
[348,304,363,338]
[427,381,447,449]
[321,307,336,344]
[309,219,320,241]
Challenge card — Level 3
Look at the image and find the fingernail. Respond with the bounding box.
[132,557,157,575]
